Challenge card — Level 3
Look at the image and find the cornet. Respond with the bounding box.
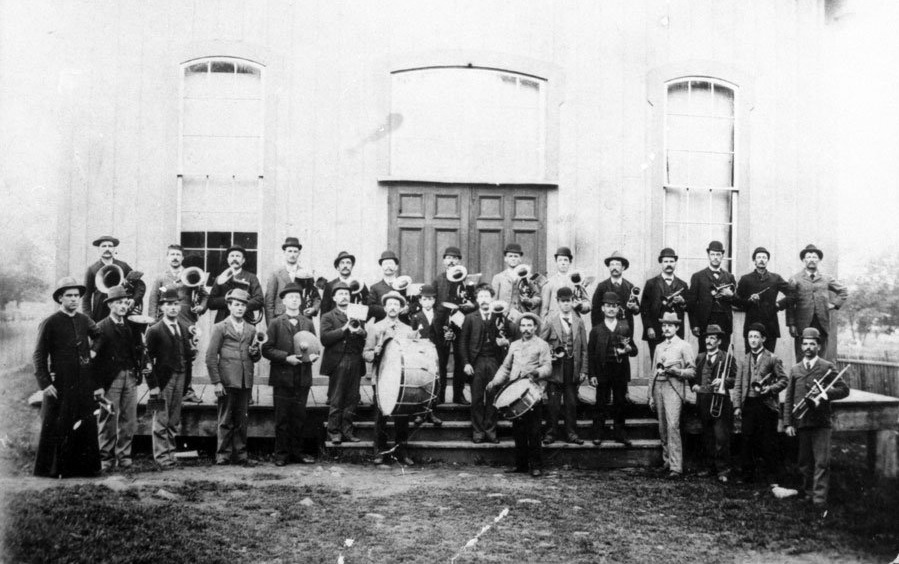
[792,366,849,420]
[750,373,773,395]
[711,282,735,299]
[709,343,734,418]
[446,265,468,283]
[96,264,124,294]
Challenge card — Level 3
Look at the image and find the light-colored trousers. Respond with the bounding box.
[653,378,685,473]
[152,371,185,465]
[98,369,138,467]
[798,427,832,505]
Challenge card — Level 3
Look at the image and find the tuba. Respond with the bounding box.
[96,264,124,294]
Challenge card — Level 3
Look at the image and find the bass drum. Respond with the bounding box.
[376,338,439,417]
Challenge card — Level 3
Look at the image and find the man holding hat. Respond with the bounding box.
[734,247,793,352]
[320,251,370,315]
[641,248,689,361]
[205,288,262,465]
[33,277,103,478]
[592,251,639,341]
[492,242,542,315]
[588,291,638,446]
[690,324,737,482]
[368,250,408,323]
[83,235,133,322]
[733,322,788,485]
[265,237,320,323]
[786,244,848,360]
[90,285,146,471]
[539,286,589,445]
[320,280,368,444]
[539,246,576,318]
[207,245,265,324]
[261,282,318,466]
[487,312,552,477]
[145,288,196,467]
[432,245,474,404]
[364,291,418,465]
[649,311,696,478]
[783,327,850,510]
[686,241,737,352]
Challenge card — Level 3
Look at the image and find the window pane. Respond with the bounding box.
[690,81,714,115]
[713,85,735,117]
[186,62,208,74]
[236,63,260,75]
[207,251,227,273]
[689,117,733,153]
[233,232,257,249]
[666,150,690,185]
[207,232,231,249]
[690,153,734,187]
[211,61,235,73]
[180,231,205,248]
[244,251,258,274]
[667,82,690,114]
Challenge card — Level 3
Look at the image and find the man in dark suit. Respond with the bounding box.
[785,244,848,360]
[588,292,637,446]
[261,282,317,466]
[264,237,320,323]
[145,288,195,467]
[459,284,516,443]
[640,247,689,360]
[734,247,793,352]
[368,250,409,323]
[83,235,133,322]
[320,281,367,444]
[691,324,737,482]
[686,241,737,352]
[320,251,370,315]
[409,284,444,425]
[431,246,475,405]
[207,246,265,324]
[592,251,639,340]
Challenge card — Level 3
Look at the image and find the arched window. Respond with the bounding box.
[663,78,737,273]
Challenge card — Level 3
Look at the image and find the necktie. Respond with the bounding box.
[713,272,720,280]
[170,323,180,338]
[562,316,571,333]
[805,361,812,371]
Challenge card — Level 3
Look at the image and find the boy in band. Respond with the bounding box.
[588,291,637,446]
[592,251,639,340]
[539,246,576,318]
[265,237,320,323]
[364,291,417,466]
[320,281,367,444]
[460,284,516,443]
[409,284,443,426]
[320,251,370,315]
[784,328,850,511]
[207,245,265,324]
[649,312,695,478]
[492,243,541,315]
[83,235,133,322]
[641,248,689,361]
[145,288,195,467]
[687,241,737,352]
[91,285,145,471]
[734,323,788,484]
[432,246,475,405]
[262,282,318,466]
[691,325,737,482]
[205,289,261,466]
[487,313,552,477]
[539,287,588,445]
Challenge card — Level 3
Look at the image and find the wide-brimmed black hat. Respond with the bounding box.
[378,250,399,265]
[658,248,678,262]
[503,243,523,255]
[92,235,120,247]
[279,282,303,299]
[554,246,573,259]
[52,276,86,303]
[443,246,462,259]
[604,251,630,270]
[333,251,356,269]
[282,237,302,251]
[707,241,725,253]
[800,244,823,260]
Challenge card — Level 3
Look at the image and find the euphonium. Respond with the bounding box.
[515,264,532,280]
[95,264,124,294]
[392,275,413,292]
[446,265,468,283]
[347,278,365,304]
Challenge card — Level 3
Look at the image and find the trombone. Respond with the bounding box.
[709,343,734,418]
[792,366,850,420]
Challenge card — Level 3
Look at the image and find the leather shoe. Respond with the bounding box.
[412,415,425,426]
[696,469,713,478]
[342,434,362,443]
[592,439,603,446]
[505,467,528,474]
[454,397,471,406]
[373,456,385,465]
[542,436,557,445]
[399,456,414,466]
[329,434,343,445]
[530,469,543,478]
[487,436,500,444]
[298,455,315,464]
[566,436,584,445]
[667,471,682,479]
[615,437,633,447]
[242,459,258,468]
[472,437,484,444]
[427,413,443,426]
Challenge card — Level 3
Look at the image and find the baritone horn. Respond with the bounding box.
[446,265,468,283]
[95,264,124,294]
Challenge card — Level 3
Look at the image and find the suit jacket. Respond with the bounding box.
[587,319,637,383]
[207,270,265,323]
[90,317,142,389]
[785,270,848,333]
[591,277,638,339]
[410,309,445,350]
[319,307,366,375]
[783,357,849,429]
[148,269,208,324]
[319,277,370,316]
[639,274,689,341]
[694,350,737,393]
[205,318,261,388]
[369,279,410,323]
[459,310,518,366]
[686,267,737,335]
[734,349,788,413]
[82,259,133,321]
[734,270,792,339]
[264,267,321,322]
[261,313,316,388]
[539,312,589,383]
[145,318,194,390]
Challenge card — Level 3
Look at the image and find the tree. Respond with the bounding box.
[0,240,50,309]
[840,253,899,344]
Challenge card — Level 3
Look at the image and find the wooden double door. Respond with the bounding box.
[387,183,548,285]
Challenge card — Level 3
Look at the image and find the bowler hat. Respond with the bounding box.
[52,276,86,303]
[331,281,351,293]
[420,284,437,297]
[704,324,726,337]
[752,247,770,260]
[707,241,726,253]
[503,243,523,256]
[378,250,400,265]
[158,288,180,304]
[279,282,303,299]
[225,245,247,258]
[103,285,129,304]
[604,251,630,270]
[554,246,573,259]
[800,244,823,260]
[92,235,120,247]
[601,291,621,305]
[333,251,356,269]
[443,246,462,259]
[518,312,541,326]
[658,311,681,325]
[225,288,250,303]
[381,290,406,307]
[281,237,302,251]
[801,327,821,342]
[747,322,767,337]
[658,248,678,262]
[556,287,575,300]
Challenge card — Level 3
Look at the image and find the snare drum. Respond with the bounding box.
[493,378,542,420]
[375,338,439,417]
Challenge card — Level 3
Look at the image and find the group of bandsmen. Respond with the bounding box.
[33,234,849,509]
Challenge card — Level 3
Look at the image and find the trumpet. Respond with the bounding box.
[188,325,201,351]
[661,287,686,310]
[627,287,641,310]
[447,265,468,283]
[96,264,124,294]
[392,275,413,292]
[792,366,849,420]
[613,336,632,362]
[709,343,735,418]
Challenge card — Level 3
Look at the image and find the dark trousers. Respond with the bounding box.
[594,362,630,437]
[374,412,410,457]
[471,355,500,440]
[273,385,310,462]
[699,396,732,474]
[513,407,543,470]
[545,360,578,440]
[183,360,194,395]
[327,356,363,436]
[740,397,781,482]
[435,343,449,404]
[743,335,777,353]
[447,341,467,402]
[216,387,251,463]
